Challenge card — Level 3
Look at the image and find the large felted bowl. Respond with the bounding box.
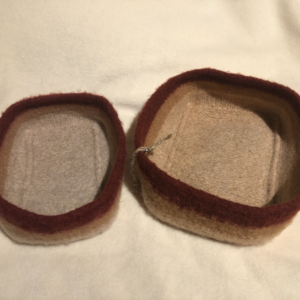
[0,93,126,245]
[134,68,300,245]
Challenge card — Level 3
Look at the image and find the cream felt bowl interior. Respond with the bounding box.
[0,93,126,245]
[1,106,112,215]
[135,69,300,245]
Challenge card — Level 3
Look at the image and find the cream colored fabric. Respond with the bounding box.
[1,1,300,299]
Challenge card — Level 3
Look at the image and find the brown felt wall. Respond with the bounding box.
[141,177,292,246]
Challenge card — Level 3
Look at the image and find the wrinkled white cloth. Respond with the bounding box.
[1,1,300,299]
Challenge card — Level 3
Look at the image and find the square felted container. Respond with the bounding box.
[0,93,126,245]
[134,69,300,246]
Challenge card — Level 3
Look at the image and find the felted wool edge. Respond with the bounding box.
[0,186,121,245]
[134,68,300,245]
[141,176,293,246]
[0,93,126,245]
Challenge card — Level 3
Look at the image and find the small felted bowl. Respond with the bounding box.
[134,68,300,245]
[0,93,126,245]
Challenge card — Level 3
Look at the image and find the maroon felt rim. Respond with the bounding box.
[0,93,126,234]
[135,68,300,228]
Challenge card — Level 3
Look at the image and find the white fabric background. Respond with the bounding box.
[1,1,300,299]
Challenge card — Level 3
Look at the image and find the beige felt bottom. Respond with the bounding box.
[0,187,121,245]
[146,81,300,207]
[0,104,117,216]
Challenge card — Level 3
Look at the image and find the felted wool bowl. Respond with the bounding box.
[0,93,126,245]
[134,68,300,246]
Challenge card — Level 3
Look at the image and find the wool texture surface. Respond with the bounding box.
[0,93,126,244]
[135,69,300,246]
[1,1,300,299]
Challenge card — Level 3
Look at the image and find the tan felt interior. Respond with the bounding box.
[146,81,300,207]
[0,104,117,215]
